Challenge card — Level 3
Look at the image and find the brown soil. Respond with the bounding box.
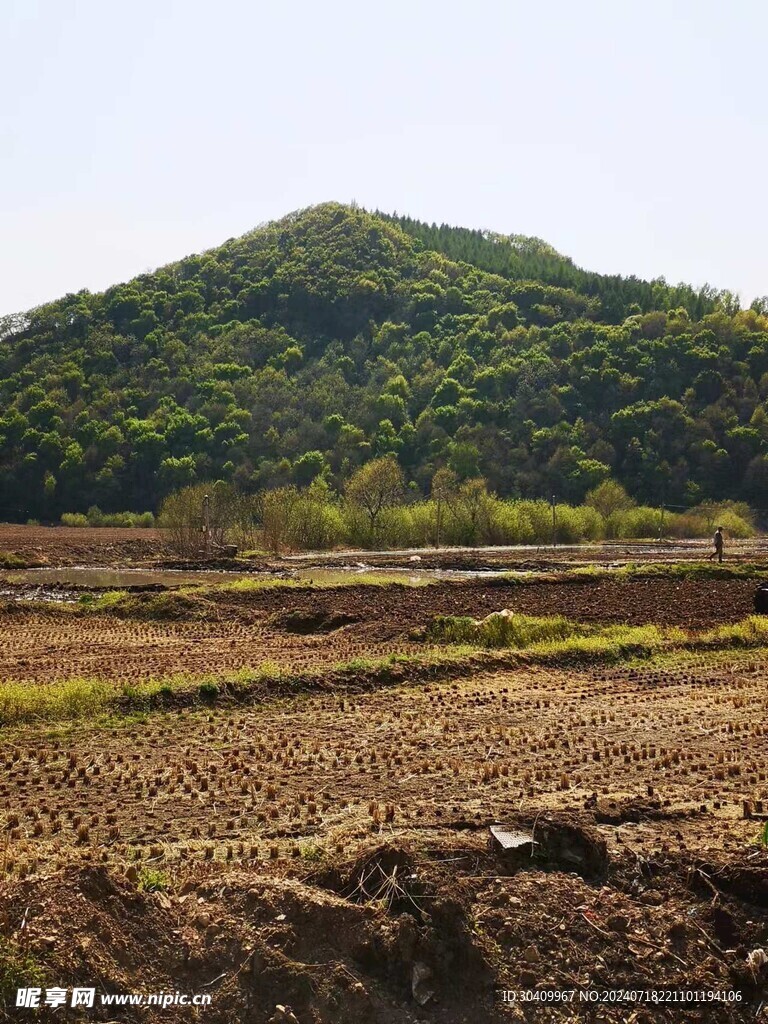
[0,654,766,1020]
[0,525,168,566]
[0,576,757,685]
[0,529,766,1021]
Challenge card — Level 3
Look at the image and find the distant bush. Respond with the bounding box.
[0,551,27,569]
[609,506,662,539]
[667,506,755,540]
[60,507,154,528]
[714,511,754,538]
[60,512,89,527]
[487,501,536,545]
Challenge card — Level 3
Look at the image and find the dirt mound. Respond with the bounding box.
[314,842,430,916]
[490,813,609,878]
[108,590,215,621]
[272,609,359,634]
[590,793,670,824]
[0,831,766,1023]
[696,853,768,907]
[0,861,500,1023]
[0,866,210,1021]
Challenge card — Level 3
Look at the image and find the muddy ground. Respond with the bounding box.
[2,522,768,571]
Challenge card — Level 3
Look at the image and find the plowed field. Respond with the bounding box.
[0,575,758,684]
[0,530,766,1023]
[0,653,767,1022]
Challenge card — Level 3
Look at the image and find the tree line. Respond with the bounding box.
[156,465,755,557]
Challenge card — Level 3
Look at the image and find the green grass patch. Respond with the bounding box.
[525,624,676,664]
[217,572,429,592]
[426,611,588,648]
[94,590,212,620]
[698,615,768,647]
[425,612,676,662]
[87,589,130,610]
[137,867,170,892]
[210,576,302,593]
[0,551,31,570]
[570,561,768,582]
[0,678,114,726]
[0,937,44,1000]
[0,663,295,728]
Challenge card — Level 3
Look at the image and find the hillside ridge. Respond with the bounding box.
[0,202,766,518]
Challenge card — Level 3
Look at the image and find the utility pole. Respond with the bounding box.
[202,493,210,557]
[551,494,557,549]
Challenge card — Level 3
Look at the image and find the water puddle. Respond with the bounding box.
[1,566,258,589]
[0,562,520,601]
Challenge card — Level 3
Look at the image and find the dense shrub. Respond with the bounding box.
[60,508,155,528]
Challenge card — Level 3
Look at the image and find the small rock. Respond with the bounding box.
[607,914,630,934]
[640,890,664,906]
[268,1006,300,1024]
[411,961,434,1006]
[522,944,540,964]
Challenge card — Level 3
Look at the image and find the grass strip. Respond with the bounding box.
[567,561,768,582]
[2,614,768,728]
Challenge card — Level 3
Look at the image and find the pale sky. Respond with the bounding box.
[2,0,766,315]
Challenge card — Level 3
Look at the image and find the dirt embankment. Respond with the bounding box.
[1,833,765,1024]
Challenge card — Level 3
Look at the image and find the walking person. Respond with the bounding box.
[708,525,724,563]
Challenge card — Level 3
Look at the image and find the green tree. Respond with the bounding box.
[345,457,404,540]
[585,479,635,518]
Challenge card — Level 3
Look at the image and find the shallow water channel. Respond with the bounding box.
[0,562,515,601]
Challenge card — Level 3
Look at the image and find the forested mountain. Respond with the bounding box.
[385,214,738,323]
[1,201,767,519]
